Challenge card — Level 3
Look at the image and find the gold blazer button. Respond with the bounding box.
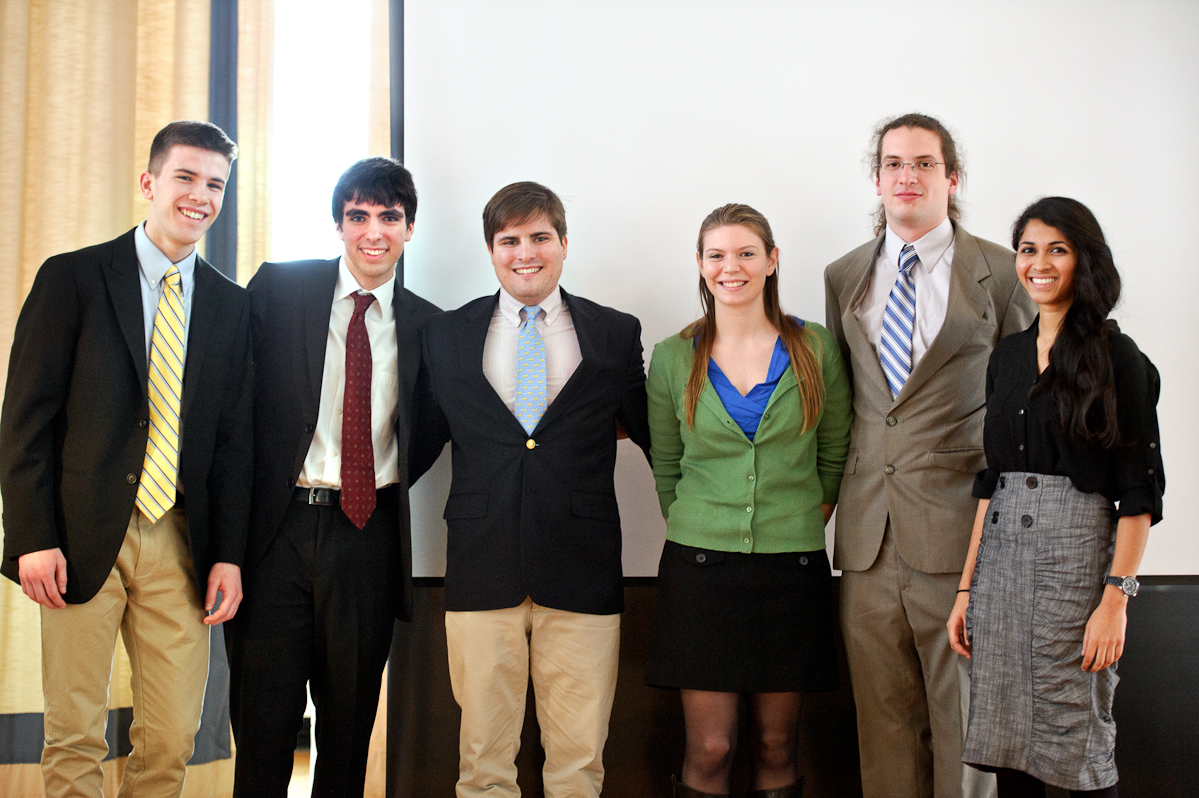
[526,439,536,449]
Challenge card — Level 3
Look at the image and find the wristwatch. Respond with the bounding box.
[1104,575,1140,597]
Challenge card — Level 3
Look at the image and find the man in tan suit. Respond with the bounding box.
[824,113,1035,798]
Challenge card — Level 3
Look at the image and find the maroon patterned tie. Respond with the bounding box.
[341,292,377,529]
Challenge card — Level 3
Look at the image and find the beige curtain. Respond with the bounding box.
[236,0,274,285]
[0,0,234,793]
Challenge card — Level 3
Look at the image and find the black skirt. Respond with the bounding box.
[646,541,839,693]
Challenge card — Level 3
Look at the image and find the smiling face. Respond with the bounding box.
[140,144,231,262]
[698,224,778,311]
[337,200,413,290]
[876,126,959,241]
[1016,219,1077,314]
[489,213,567,306]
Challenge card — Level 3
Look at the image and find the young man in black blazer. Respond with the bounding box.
[226,157,439,796]
[411,181,651,798]
[0,120,250,796]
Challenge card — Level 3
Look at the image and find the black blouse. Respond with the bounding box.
[973,318,1164,525]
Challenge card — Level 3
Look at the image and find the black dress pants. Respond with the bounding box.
[226,487,400,798]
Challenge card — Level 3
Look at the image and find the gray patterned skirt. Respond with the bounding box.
[963,472,1119,791]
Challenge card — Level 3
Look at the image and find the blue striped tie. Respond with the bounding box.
[514,305,547,434]
[880,245,918,398]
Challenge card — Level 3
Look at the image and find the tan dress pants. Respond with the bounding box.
[841,523,994,798]
[445,597,620,798]
[39,507,209,798]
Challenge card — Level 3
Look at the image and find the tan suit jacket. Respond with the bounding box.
[824,223,1035,575]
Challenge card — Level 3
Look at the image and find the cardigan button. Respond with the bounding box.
[1026,476,1038,489]
[1021,515,1033,528]
[999,476,1006,489]
[991,511,999,524]
[695,553,707,564]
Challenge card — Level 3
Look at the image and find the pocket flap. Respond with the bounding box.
[928,448,986,474]
[443,492,488,520]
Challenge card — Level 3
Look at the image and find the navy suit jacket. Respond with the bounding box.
[411,289,651,615]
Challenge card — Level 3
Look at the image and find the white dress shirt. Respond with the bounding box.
[853,216,956,367]
[299,258,400,489]
[482,286,581,415]
[134,221,196,363]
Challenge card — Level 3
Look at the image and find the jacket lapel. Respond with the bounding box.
[840,237,892,399]
[303,260,340,414]
[534,288,599,432]
[102,229,148,396]
[897,225,990,402]
[464,293,525,429]
[180,259,217,422]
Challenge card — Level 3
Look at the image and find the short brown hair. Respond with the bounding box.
[147,120,237,175]
[868,113,964,236]
[482,182,566,249]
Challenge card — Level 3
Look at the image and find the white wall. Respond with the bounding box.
[401,0,1198,576]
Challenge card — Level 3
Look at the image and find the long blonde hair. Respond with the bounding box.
[682,204,824,431]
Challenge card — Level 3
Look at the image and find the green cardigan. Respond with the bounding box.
[647,322,853,554]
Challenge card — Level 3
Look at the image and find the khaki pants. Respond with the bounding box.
[841,523,994,798]
[445,598,620,798]
[40,507,210,798]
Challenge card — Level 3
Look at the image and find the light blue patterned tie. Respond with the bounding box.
[880,244,918,398]
[514,305,547,434]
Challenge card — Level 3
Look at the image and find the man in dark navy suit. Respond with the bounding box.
[226,157,439,797]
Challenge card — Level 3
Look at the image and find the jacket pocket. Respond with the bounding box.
[443,492,488,520]
[928,448,986,474]
[571,491,618,521]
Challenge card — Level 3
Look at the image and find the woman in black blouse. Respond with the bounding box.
[946,197,1164,798]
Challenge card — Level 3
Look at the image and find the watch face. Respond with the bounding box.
[1121,576,1140,596]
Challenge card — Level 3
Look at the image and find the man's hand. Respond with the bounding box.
[204,562,243,625]
[18,548,68,609]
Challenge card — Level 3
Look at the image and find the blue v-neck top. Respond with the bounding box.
[707,331,795,440]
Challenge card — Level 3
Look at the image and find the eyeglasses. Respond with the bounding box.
[880,160,945,174]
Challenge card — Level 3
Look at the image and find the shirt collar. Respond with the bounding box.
[335,256,396,315]
[135,221,197,289]
[883,216,954,274]
[497,284,564,326]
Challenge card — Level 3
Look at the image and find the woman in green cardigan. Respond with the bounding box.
[646,204,853,798]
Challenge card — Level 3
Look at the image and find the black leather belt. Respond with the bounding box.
[293,486,340,506]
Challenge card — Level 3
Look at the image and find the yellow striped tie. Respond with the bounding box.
[136,266,185,522]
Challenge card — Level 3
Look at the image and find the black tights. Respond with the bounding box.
[996,767,1118,798]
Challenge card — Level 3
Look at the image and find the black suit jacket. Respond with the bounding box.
[246,259,439,621]
[0,228,253,602]
[411,289,651,616]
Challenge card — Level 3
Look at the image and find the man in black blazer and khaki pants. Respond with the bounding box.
[0,121,250,796]
[225,157,439,796]
[412,181,651,798]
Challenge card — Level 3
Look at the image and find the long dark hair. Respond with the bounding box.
[682,204,824,432]
[1012,197,1122,447]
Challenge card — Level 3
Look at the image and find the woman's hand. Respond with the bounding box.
[946,591,972,658]
[1081,590,1128,672]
